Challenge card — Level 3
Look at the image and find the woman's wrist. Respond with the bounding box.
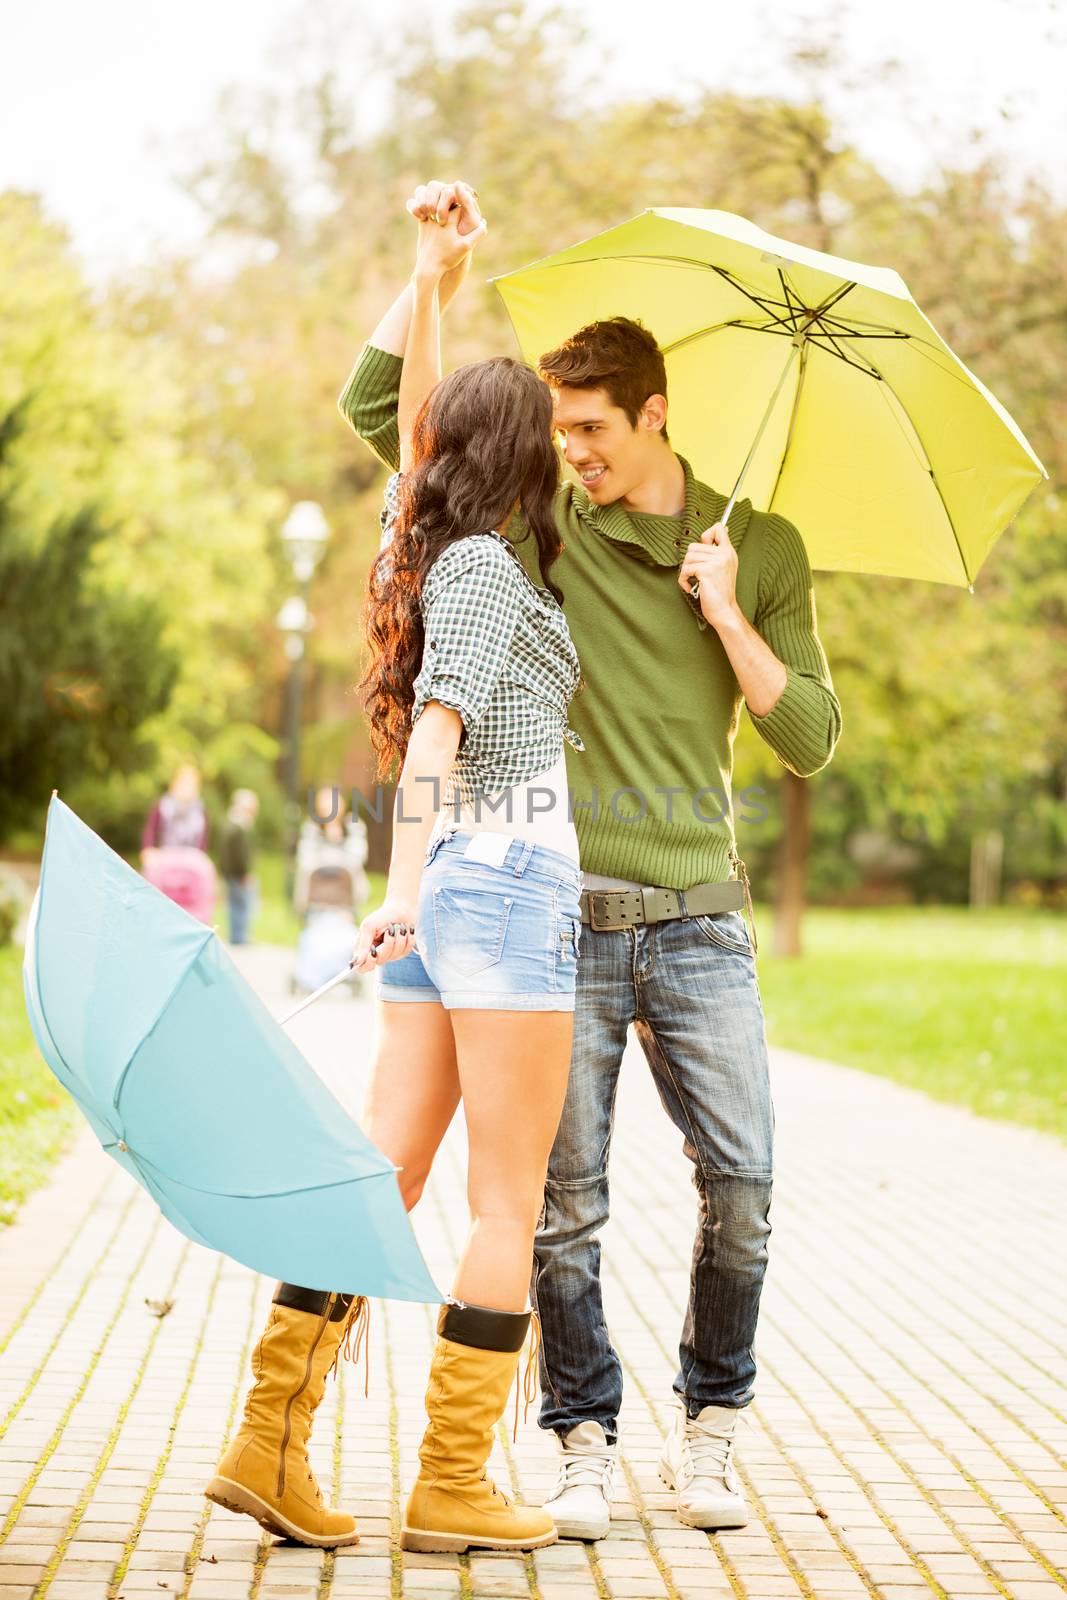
[384,873,420,908]
[439,254,470,311]
[411,264,444,296]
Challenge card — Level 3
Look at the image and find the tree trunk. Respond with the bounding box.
[774,771,810,957]
[969,829,1004,909]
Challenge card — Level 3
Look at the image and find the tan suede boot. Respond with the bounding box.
[206,1284,368,1546]
[401,1302,557,1553]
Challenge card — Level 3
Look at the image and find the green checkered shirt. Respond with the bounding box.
[381,473,584,807]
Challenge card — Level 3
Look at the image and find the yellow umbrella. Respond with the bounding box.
[493,208,1047,587]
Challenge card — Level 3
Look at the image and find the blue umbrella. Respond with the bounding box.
[23,795,440,1304]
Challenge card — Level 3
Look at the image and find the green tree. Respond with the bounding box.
[0,413,178,835]
[0,192,284,846]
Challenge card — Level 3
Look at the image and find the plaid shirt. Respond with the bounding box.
[380,473,584,806]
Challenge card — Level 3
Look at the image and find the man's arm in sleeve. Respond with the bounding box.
[747,516,842,777]
[339,343,404,472]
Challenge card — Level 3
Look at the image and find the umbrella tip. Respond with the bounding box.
[967,584,975,596]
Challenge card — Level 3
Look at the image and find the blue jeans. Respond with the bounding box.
[532,909,773,1438]
[227,877,257,945]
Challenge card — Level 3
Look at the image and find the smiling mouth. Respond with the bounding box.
[580,466,607,486]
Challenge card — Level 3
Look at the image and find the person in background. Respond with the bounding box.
[293,786,370,918]
[141,763,216,924]
[141,762,208,864]
[220,789,259,945]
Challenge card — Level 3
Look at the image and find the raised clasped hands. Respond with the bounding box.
[407,178,487,280]
[677,522,740,629]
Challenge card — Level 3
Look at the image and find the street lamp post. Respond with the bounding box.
[278,501,329,886]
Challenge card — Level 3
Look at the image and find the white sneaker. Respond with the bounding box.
[658,1404,748,1529]
[543,1421,615,1540]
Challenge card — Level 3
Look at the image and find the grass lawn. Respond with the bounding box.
[757,906,1067,1142]
[0,945,78,1225]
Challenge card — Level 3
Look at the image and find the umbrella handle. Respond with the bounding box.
[278,927,394,1027]
[725,339,802,521]
[688,341,802,601]
[279,960,361,1026]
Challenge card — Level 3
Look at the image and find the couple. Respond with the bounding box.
[206,180,841,1554]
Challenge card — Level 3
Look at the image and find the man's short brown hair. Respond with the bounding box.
[538,317,669,436]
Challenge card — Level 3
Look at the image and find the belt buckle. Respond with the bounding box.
[588,889,638,931]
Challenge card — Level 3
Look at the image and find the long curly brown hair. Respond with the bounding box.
[358,357,563,782]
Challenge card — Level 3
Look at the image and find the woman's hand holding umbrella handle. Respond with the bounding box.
[351,899,419,975]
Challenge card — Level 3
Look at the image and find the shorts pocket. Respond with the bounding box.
[693,910,751,954]
[432,885,513,977]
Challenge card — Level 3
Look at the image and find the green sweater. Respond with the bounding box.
[341,346,841,889]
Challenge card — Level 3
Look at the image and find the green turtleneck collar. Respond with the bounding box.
[564,454,753,627]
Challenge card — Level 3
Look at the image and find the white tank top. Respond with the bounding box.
[430,749,579,865]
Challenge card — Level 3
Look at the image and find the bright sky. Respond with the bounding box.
[2,0,1063,277]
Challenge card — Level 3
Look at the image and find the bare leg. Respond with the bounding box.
[449,1009,574,1312]
[364,999,461,1211]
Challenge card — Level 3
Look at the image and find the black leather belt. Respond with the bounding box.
[580,879,745,931]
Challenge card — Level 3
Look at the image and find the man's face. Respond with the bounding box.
[552,385,667,507]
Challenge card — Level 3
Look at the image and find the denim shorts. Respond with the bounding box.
[376,827,583,1011]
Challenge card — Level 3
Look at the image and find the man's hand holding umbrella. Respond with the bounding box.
[678,522,789,718]
[678,521,737,628]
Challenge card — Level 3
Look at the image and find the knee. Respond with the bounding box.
[536,1174,610,1252]
[701,1174,772,1274]
[395,1161,430,1213]
[367,1102,432,1214]
[468,1190,543,1240]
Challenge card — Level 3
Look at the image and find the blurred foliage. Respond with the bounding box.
[0,1,1063,902]
[0,435,178,839]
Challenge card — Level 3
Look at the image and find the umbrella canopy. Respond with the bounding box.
[23,796,440,1303]
[494,208,1047,586]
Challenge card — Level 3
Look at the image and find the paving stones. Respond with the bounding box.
[1,944,1065,1599]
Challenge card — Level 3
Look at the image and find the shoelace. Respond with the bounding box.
[485,1472,513,1506]
[681,1429,734,1483]
[555,1449,615,1495]
[329,1295,371,1394]
[510,1309,542,1441]
[302,1452,324,1502]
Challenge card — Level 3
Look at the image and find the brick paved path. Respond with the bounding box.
[2,945,1066,1600]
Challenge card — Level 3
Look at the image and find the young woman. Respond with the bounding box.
[206,198,584,1555]
[348,201,585,1553]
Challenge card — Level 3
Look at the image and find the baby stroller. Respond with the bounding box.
[144,847,217,925]
[291,817,370,997]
